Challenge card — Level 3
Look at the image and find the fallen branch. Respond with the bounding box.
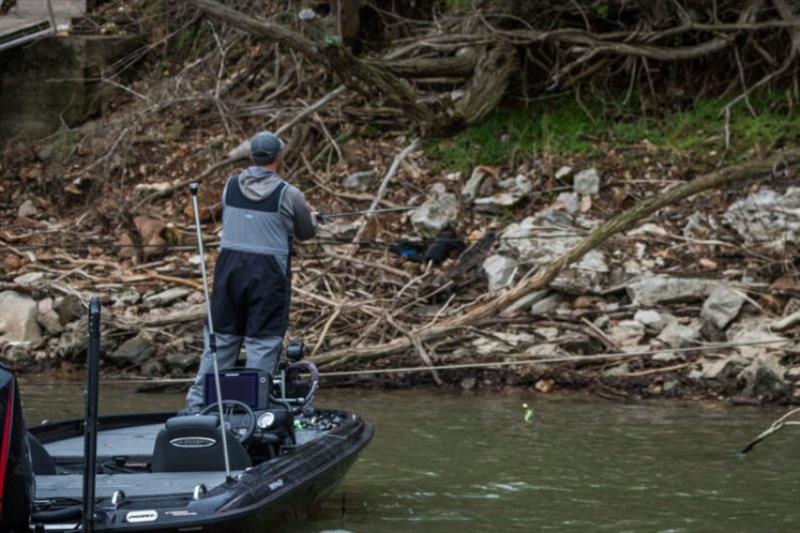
[740,407,800,454]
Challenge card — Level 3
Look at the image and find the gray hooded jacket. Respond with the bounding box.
[231,166,318,241]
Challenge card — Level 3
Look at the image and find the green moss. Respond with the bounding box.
[427,91,800,172]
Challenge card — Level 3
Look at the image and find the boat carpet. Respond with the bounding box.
[44,423,164,459]
[35,471,241,499]
[44,423,322,460]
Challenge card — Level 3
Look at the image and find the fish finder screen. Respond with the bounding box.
[204,372,260,409]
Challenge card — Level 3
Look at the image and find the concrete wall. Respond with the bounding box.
[0,34,139,142]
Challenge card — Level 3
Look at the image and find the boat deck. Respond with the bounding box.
[44,422,321,460]
[36,471,238,499]
[44,423,165,459]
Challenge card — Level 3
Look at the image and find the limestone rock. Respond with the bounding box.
[556,192,579,214]
[701,287,745,329]
[634,309,667,333]
[141,360,165,378]
[410,183,459,236]
[693,356,746,381]
[530,293,567,315]
[501,210,607,293]
[53,294,83,324]
[722,187,800,251]
[482,254,517,292]
[55,317,88,359]
[17,199,37,218]
[166,350,200,370]
[573,167,600,196]
[609,320,645,347]
[738,354,787,397]
[555,166,573,180]
[342,170,377,192]
[474,174,532,211]
[726,316,788,361]
[111,332,155,364]
[626,275,720,305]
[0,291,42,343]
[657,320,701,348]
[501,289,548,316]
[36,298,63,335]
[472,332,536,355]
[13,272,45,287]
[112,289,141,307]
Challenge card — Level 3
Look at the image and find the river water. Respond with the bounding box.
[18,381,800,532]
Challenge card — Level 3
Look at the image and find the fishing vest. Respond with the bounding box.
[220,177,290,257]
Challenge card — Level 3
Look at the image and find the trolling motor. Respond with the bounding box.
[0,362,34,532]
[274,340,319,413]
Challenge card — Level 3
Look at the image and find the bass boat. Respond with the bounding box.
[0,298,373,532]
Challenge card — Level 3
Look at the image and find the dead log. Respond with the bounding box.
[452,44,517,127]
[311,148,800,368]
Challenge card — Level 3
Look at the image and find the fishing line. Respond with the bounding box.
[101,339,793,384]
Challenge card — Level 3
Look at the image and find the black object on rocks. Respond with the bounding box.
[423,228,465,265]
[390,228,465,265]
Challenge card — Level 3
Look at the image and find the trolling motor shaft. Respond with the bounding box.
[189,182,233,482]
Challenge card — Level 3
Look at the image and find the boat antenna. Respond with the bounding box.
[189,183,232,482]
[82,297,101,533]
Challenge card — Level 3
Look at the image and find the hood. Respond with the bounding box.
[237,166,283,201]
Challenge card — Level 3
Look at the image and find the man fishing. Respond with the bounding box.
[184,131,319,412]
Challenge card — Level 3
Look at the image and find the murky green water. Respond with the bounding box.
[18,381,800,532]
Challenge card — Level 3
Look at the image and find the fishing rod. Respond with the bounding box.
[318,205,420,220]
[189,182,233,483]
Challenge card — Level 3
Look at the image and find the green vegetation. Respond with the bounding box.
[426,92,800,172]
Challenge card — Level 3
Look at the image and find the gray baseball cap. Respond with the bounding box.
[250,131,285,165]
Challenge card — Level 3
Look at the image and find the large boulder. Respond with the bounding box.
[722,187,800,251]
[0,291,42,343]
[410,183,459,237]
[701,287,745,330]
[500,210,607,293]
[626,274,720,305]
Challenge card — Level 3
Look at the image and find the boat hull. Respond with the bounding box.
[29,411,373,532]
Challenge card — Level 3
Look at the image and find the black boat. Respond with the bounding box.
[0,299,373,532]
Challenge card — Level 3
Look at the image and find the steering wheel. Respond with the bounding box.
[199,400,256,443]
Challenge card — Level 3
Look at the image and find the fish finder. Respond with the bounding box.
[203,369,270,410]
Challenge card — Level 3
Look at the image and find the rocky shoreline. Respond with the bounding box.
[2,170,798,404]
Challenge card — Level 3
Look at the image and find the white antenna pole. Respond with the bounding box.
[189,183,232,482]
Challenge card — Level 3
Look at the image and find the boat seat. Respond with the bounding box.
[27,432,57,475]
[151,415,251,473]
